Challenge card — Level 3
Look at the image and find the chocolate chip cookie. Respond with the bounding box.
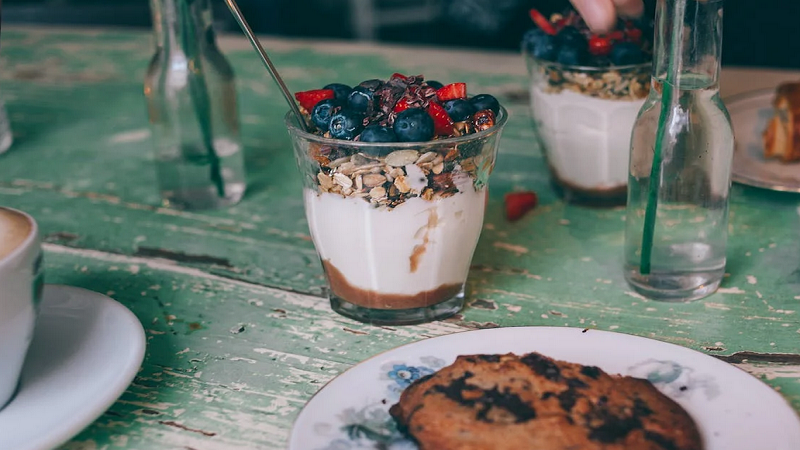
[389,352,703,450]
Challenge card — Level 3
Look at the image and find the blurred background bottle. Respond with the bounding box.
[0,96,13,155]
[144,0,246,210]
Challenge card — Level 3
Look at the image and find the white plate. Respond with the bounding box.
[727,88,800,192]
[0,285,146,450]
[290,326,800,450]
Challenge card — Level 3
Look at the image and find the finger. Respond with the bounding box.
[570,0,617,33]
[612,0,644,18]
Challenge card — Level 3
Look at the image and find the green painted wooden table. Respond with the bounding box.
[1,25,799,449]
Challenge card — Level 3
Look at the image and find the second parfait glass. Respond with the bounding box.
[526,54,651,206]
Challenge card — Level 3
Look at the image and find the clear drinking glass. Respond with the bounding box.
[624,0,733,301]
[286,108,508,325]
[525,54,651,206]
[144,0,246,210]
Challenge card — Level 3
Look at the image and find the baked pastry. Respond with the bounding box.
[389,352,703,450]
[763,82,800,162]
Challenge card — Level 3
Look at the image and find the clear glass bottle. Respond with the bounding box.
[624,0,733,302]
[145,0,246,210]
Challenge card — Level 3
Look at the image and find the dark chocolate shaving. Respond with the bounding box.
[432,372,537,423]
[557,388,578,412]
[567,378,588,389]
[580,365,601,379]
[476,354,501,363]
[520,353,562,381]
[644,431,680,450]
[632,398,653,417]
[587,414,642,443]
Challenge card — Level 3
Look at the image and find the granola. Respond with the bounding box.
[528,56,651,100]
[309,138,493,209]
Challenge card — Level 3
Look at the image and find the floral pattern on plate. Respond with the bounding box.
[312,356,445,450]
[312,355,714,450]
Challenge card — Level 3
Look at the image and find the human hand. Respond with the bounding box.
[570,0,644,33]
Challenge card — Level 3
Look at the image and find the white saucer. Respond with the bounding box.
[0,285,146,450]
[727,88,800,192]
[290,326,800,450]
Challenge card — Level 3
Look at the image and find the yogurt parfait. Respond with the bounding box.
[286,74,507,325]
[523,9,652,205]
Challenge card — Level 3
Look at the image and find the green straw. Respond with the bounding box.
[179,0,226,198]
[640,0,687,275]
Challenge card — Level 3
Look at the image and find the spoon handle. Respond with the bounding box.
[223,0,310,132]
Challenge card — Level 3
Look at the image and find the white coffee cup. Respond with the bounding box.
[0,207,43,408]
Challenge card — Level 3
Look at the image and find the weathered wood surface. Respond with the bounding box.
[0,26,798,449]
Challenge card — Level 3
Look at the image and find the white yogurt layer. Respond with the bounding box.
[530,86,645,191]
[304,188,486,295]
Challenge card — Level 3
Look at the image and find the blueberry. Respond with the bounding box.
[329,109,365,140]
[443,99,476,122]
[556,46,586,66]
[469,94,500,115]
[310,99,343,132]
[555,28,587,66]
[323,83,352,101]
[557,27,586,47]
[426,80,444,90]
[358,79,384,91]
[359,124,397,143]
[348,86,374,113]
[610,42,645,65]
[523,28,558,61]
[393,108,435,142]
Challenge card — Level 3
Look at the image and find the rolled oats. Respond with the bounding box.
[385,150,420,167]
[317,172,334,190]
[533,62,651,100]
[333,173,353,189]
[362,173,387,188]
[329,156,351,168]
[416,151,437,164]
[369,186,386,199]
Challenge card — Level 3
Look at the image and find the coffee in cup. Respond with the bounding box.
[0,207,43,409]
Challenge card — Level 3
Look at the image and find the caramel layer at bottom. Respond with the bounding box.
[548,165,627,207]
[323,260,463,310]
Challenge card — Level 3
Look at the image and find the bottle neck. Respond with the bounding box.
[652,0,724,89]
[150,0,214,55]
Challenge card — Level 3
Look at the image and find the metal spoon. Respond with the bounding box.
[222,0,310,132]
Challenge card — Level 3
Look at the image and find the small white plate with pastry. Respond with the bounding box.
[727,85,800,192]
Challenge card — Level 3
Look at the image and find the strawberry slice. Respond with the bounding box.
[393,97,412,113]
[608,30,625,41]
[294,89,335,111]
[391,72,409,81]
[436,83,467,102]
[588,35,613,56]
[529,9,556,35]
[504,191,538,222]
[625,28,643,44]
[427,102,454,136]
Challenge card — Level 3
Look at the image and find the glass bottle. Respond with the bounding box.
[145,0,246,210]
[624,0,733,302]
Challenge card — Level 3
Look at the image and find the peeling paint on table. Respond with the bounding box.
[0,26,798,449]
